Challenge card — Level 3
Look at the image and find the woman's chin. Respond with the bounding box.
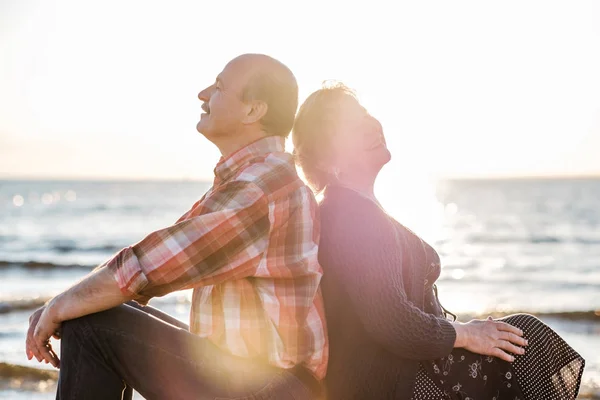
[367,148,391,175]
[382,148,392,163]
[375,148,392,167]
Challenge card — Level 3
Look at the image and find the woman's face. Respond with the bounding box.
[328,94,391,181]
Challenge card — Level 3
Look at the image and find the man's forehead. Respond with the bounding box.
[219,56,259,81]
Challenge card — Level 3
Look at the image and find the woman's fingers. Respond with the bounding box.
[496,339,525,356]
[494,321,524,337]
[465,318,531,362]
[498,331,528,347]
[490,347,515,363]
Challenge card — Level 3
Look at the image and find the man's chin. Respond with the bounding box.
[196,121,209,136]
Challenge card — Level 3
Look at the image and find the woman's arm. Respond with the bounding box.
[320,201,456,360]
[321,198,527,362]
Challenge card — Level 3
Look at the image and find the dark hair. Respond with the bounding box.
[242,60,299,138]
[292,81,357,191]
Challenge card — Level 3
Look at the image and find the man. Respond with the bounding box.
[26,54,328,399]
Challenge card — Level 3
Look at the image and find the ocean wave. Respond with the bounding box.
[52,244,121,254]
[0,294,596,324]
[465,234,600,245]
[0,293,190,315]
[0,298,51,315]
[0,261,93,270]
[458,310,600,322]
[531,236,562,244]
[574,237,600,245]
[437,275,600,289]
[466,235,561,244]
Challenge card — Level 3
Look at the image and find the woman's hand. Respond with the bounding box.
[452,316,528,362]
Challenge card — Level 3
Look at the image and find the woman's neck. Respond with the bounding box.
[335,178,376,200]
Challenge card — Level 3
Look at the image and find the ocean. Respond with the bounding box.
[0,178,598,398]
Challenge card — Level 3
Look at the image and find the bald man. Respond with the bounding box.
[26,54,328,400]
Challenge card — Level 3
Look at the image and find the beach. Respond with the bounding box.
[1,178,599,398]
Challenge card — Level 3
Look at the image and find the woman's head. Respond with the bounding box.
[292,82,391,192]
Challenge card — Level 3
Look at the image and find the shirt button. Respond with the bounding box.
[431,262,436,267]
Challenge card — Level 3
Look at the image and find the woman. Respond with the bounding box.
[292,82,585,399]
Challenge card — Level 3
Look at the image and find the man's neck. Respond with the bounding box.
[215,129,268,158]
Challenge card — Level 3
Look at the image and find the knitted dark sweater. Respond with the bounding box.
[318,186,457,399]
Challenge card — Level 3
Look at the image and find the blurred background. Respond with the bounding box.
[1,0,599,398]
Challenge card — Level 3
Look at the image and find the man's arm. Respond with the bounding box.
[106,180,269,301]
[49,266,133,322]
[26,266,133,368]
[27,180,270,367]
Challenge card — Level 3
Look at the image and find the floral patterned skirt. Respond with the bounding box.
[411,314,585,400]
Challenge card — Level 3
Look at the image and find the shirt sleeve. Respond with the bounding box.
[106,180,270,304]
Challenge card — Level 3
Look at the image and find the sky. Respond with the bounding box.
[1,0,600,181]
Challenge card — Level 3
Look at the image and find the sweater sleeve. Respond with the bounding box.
[320,196,456,361]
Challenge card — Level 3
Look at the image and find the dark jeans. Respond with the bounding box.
[56,301,317,400]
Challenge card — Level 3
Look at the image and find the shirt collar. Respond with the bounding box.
[213,136,286,183]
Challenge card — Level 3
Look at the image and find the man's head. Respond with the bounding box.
[196,54,298,151]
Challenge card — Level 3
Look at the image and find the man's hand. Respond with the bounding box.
[26,306,61,368]
[24,266,133,369]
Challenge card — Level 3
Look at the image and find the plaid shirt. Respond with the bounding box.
[106,136,328,379]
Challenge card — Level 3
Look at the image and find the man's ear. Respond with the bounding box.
[242,100,268,125]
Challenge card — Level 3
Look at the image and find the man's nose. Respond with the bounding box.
[198,86,212,102]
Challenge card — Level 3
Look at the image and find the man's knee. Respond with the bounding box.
[58,316,91,354]
[60,305,129,339]
[60,316,85,337]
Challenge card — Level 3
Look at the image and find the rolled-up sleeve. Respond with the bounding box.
[106,180,270,304]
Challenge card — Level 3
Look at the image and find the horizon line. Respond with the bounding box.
[1,173,600,183]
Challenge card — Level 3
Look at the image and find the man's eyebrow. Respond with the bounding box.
[216,75,224,87]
